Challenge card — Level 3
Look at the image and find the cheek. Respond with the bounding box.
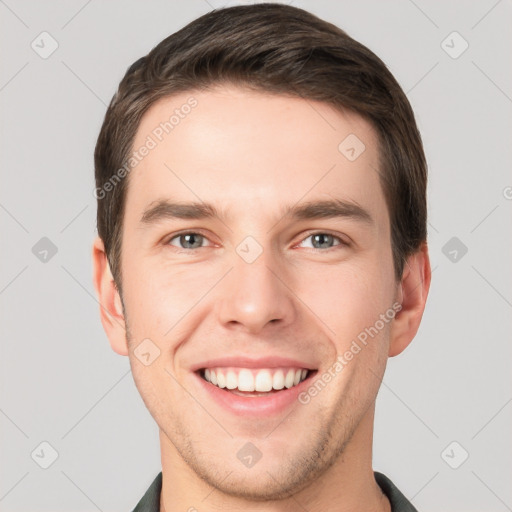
[123,257,210,336]
[295,260,392,342]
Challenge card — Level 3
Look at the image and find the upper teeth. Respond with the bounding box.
[203,367,308,392]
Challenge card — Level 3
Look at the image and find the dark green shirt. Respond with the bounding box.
[132,471,418,511]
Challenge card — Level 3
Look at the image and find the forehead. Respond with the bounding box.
[124,85,387,229]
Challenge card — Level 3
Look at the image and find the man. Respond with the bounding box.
[92,3,431,511]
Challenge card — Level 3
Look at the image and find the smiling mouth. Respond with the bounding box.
[199,367,316,396]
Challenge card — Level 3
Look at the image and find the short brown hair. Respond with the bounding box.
[94,3,427,295]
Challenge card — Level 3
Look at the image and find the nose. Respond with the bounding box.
[216,246,296,334]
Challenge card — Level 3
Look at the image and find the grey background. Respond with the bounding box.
[1,1,511,511]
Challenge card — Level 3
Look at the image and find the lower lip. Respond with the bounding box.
[194,371,316,417]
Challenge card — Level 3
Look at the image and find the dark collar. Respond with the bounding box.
[132,471,418,512]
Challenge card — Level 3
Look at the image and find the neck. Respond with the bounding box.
[159,406,390,512]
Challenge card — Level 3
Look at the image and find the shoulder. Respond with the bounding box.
[131,472,162,512]
[374,471,419,512]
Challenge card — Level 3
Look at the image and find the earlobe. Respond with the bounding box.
[388,242,431,357]
[91,236,128,356]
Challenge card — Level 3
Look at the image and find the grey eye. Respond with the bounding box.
[312,234,335,249]
[169,233,206,249]
[300,233,342,250]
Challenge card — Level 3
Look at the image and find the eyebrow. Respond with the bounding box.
[139,198,374,227]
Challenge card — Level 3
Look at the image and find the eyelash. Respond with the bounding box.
[165,230,349,252]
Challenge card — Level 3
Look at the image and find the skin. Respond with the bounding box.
[93,85,430,511]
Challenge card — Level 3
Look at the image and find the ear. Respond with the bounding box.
[389,242,431,357]
[92,236,128,356]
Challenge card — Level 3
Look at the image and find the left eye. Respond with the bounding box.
[297,233,345,250]
[168,232,210,250]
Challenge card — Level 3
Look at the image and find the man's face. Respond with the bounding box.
[117,86,400,498]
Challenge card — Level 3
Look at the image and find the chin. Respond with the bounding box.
[198,465,310,501]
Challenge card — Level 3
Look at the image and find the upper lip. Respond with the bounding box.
[190,356,317,372]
